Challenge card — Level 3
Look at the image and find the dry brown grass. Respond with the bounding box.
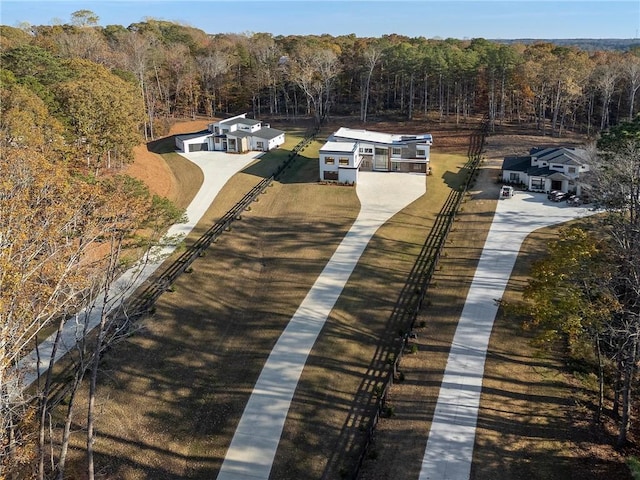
[58,118,632,480]
[356,128,633,480]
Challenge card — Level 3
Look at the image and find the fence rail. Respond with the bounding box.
[121,127,319,322]
[44,127,319,406]
[348,119,489,479]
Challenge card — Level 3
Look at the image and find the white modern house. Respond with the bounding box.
[500,147,590,194]
[319,127,433,184]
[175,113,285,153]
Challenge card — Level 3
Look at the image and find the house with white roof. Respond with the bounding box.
[500,147,590,194]
[175,113,285,153]
[319,127,433,184]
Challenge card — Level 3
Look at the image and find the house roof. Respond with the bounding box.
[218,113,248,125]
[176,131,210,141]
[252,127,285,140]
[240,118,262,126]
[548,171,572,181]
[501,155,531,172]
[320,141,358,153]
[226,130,252,139]
[503,147,588,173]
[332,127,432,146]
[530,147,588,166]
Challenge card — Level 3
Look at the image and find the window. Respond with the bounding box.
[392,147,402,156]
[324,156,335,165]
[413,163,423,171]
[568,167,576,174]
[416,149,426,157]
[509,172,520,182]
[339,157,349,165]
[363,147,373,154]
[531,178,545,190]
[256,141,264,149]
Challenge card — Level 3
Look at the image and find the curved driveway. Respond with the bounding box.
[419,191,595,480]
[17,151,260,387]
[216,172,426,480]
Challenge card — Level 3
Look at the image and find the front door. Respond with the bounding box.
[374,147,388,170]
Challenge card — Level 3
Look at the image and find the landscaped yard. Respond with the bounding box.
[56,117,634,480]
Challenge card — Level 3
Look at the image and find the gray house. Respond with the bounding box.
[501,147,589,194]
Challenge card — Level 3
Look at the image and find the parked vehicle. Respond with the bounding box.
[500,185,514,198]
[548,190,566,202]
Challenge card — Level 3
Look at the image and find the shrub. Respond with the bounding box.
[628,457,640,480]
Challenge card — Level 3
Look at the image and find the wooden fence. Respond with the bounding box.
[350,119,489,479]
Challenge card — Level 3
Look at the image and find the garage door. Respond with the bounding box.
[188,143,208,152]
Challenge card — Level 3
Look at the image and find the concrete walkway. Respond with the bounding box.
[418,191,595,480]
[217,172,426,480]
[17,151,260,388]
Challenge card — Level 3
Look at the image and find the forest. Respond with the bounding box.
[2,11,640,142]
[1,9,640,479]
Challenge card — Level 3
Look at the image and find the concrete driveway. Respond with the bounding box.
[418,190,595,480]
[17,151,261,387]
[217,172,426,480]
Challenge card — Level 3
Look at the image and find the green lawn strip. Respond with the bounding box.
[353,159,500,479]
[270,151,471,479]
[472,218,632,480]
[60,131,360,478]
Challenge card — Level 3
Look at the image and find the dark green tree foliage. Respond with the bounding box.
[1,44,69,85]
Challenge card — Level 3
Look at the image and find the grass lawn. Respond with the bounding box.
[356,132,633,480]
[54,121,632,480]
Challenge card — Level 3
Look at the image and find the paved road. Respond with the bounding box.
[418,191,595,480]
[17,151,260,388]
[216,172,426,480]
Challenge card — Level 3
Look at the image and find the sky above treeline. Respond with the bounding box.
[1,1,639,40]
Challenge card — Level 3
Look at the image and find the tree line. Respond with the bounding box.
[3,12,640,137]
[2,9,640,478]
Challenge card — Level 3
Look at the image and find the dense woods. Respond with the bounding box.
[2,18,640,139]
[2,10,640,479]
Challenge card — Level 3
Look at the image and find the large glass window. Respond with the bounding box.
[325,156,335,165]
[531,178,545,190]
